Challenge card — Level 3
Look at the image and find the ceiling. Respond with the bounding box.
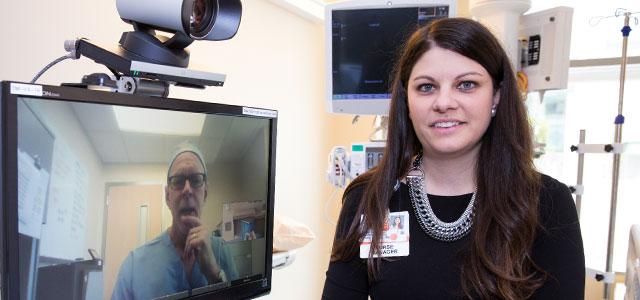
[70,102,267,165]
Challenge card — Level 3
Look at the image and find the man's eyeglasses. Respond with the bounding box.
[168,173,206,190]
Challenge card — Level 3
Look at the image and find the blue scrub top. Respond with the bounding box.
[111,231,238,300]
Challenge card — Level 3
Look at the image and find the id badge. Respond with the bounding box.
[360,211,410,258]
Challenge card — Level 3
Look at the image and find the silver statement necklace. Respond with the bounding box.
[406,153,476,242]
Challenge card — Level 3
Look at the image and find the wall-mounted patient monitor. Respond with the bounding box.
[325,0,456,115]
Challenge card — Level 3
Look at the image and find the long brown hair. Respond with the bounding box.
[330,18,543,299]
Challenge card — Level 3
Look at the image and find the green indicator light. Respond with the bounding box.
[352,145,364,152]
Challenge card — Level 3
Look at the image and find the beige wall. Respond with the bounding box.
[102,164,168,184]
[0,1,130,85]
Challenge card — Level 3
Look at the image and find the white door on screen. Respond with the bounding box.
[103,184,163,300]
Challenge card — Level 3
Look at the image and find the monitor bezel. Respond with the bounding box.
[324,0,456,115]
[0,81,277,300]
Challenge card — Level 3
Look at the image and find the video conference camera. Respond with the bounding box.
[69,0,242,95]
[116,0,242,66]
[118,0,242,41]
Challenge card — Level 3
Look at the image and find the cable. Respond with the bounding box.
[31,55,74,83]
[31,39,80,83]
[351,115,360,125]
[589,8,639,26]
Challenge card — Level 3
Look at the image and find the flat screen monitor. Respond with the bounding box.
[1,81,277,300]
[325,0,455,115]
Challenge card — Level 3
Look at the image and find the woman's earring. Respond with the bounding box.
[491,105,497,117]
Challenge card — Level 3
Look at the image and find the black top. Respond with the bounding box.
[322,174,585,299]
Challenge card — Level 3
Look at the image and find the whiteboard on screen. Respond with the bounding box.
[38,138,89,261]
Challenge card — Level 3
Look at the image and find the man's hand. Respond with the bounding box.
[182,216,222,283]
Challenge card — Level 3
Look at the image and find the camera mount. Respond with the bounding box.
[59,38,226,97]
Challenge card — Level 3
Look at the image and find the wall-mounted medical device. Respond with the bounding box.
[519,6,573,92]
[326,142,385,189]
[325,0,456,115]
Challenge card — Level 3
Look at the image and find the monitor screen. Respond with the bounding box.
[1,81,276,300]
[325,0,455,115]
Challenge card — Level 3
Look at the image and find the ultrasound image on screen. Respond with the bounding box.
[17,97,270,300]
[332,6,449,99]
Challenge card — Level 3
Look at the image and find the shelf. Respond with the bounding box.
[272,250,296,270]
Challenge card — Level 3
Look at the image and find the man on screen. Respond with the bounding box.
[112,143,238,300]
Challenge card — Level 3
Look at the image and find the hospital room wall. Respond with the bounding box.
[22,100,106,261]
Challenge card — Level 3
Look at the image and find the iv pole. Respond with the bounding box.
[603,11,632,300]
[570,10,637,299]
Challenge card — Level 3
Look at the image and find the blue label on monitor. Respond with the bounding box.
[333,93,391,100]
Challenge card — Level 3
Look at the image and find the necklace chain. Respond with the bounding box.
[406,153,476,242]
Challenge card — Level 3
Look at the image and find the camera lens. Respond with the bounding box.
[190,0,215,38]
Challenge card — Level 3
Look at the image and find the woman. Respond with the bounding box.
[322,18,584,299]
